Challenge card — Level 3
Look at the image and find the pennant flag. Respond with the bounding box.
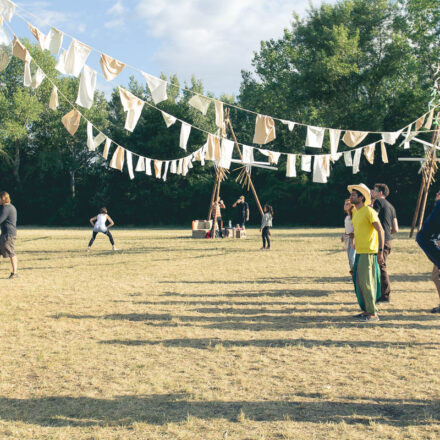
[49,86,59,110]
[329,129,341,159]
[253,114,276,145]
[55,49,67,75]
[102,138,111,159]
[382,130,402,145]
[177,158,183,175]
[280,119,295,131]
[425,109,434,130]
[286,154,296,177]
[352,149,362,174]
[86,122,106,151]
[145,158,152,176]
[312,155,328,183]
[188,94,211,115]
[109,146,125,171]
[342,130,368,148]
[305,126,325,148]
[215,100,224,130]
[161,111,177,128]
[301,155,311,172]
[242,145,254,164]
[206,134,221,161]
[142,72,167,104]
[135,156,145,172]
[23,59,31,87]
[100,53,126,81]
[12,36,28,62]
[119,87,145,132]
[170,160,177,174]
[218,138,234,169]
[76,65,97,109]
[415,114,426,131]
[64,39,92,77]
[363,144,375,164]
[154,160,163,178]
[45,27,63,56]
[344,151,353,167]
[162,161,170,181]
[0,0,15,21]
[28,23,46,51]
[61,109,81,136]
[260,149,281,164]
[381,141,388,163]
[179,122,191,150]
[126,150,134,179]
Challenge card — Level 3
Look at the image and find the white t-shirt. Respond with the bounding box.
[94,213,108,232]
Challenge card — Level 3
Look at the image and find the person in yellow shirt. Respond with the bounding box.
[348,184,385,322]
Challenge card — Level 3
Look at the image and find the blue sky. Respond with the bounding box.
[9,0,336,97]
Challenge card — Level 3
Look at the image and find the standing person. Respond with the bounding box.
[371,183,399,302]
[0,191,18,279]
[232,195,250,229]
[416,190,440,313]
[341,199,356,274]
[210,199,225,238]
[348,184,385,322]
[260,204,273,250]
[87,207,118,251]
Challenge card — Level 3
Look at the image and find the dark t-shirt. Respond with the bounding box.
[419,200,440,239]
[236,202,249,219]
[373,198,396,242]
[0,204,17,237]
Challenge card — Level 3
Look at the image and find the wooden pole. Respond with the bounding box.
[225,109,264,217]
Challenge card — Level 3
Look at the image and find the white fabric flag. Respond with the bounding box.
[205,134,220,161]
[177,159,183,175]
[343,130,368,148]
[214,100,224,129]
[64,39,92,77]
[305,126,325,148]
[135,156,145,172]
[109,146,125,171]
[382,130,402,145]
[425,109,434,130]
[329,129,341,159]
[352,149,362,174]
[23,59,31,87]
[260,149,281,164]
[301,155,312,172]
[49,86,59,110]
[162,161,170,181]
[126,150,135,180]
[344,151,353,167]
[182,157,190,176]
[45,27,63,56]
[381,141,389,164]
[154,160,163,178]
[286,154,297,177]
[324,155,331,177]
[76,65,97,109]
[170,160,177,174]
[179,122,191,150]
[218,138,234,169]
[280,119,295,131]
[145,158,152,176]
[199,145,206,166]
[188,94,211,115]
[242,145,254,164]
[28,23,46,51]
[102,138,111,159]
[253,114,276,144]
[119,87,145,132]
[86,122,106,151]
[142,72,167,104]
[161,111,177,128]
[55,49,67,75]
[0,0,15,21]
[313,155,328,183]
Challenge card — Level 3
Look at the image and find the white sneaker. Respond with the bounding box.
[112,247,119,251]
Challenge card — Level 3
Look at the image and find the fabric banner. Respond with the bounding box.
[61,109,81,136]
[23,59,31,87]
[12,36,28,62]
[126,150,134,180]
[286,154,296,177]
[218,138,234,169]
[86,122,106,151]
[161,111,177,128]
[280,119,295,131]
[135,156,145,172]
[363,144,375,164]
[215,100,224,130]
[253,114,276,145]
[142,72,167,104]
[45,27,63,56]
[100,53,126,81]
[119,87,145,132]
[313,155,328,183]
[206,134,221,161]
[301,155,311,172]
[177,158,183,175]
[242,145,254,164]
[28,23,46,51]
[145,158,152,176]
[102,138,111,159]
[381,141,388,163]
[49,86,59,110]
[329,128,341,159]
[188,94,211,115]
[154,160,163,178]
[64,39,92,77]
[162,161,170,181]
[109,146,125,171]
[260,149,280,165]
[31,67,45,89]
[76,65,97,109]
[342,130,368,148]
[352,148,362,174]
[55,49,67,74]
[425,109,434,130]
[382,130,402,145]
[179,122,191,150]
[170,160,177,174]
[0,0,15,21]
[305,125,325,148]
[344,151,353,167]
[415,114,426,131]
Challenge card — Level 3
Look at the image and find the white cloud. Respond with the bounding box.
[107,1,125,17]
[21,1,69,28]
[135,0,313,94]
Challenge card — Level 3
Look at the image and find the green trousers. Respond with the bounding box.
[353,254,381,314]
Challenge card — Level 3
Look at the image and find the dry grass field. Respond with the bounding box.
[0,227,439,439]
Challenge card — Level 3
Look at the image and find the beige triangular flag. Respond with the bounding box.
[381,141,388,163]
[188,94,211,115]
[28,23,46,51]
[109,146,125,171]
[49,86,59,110]
[363,144,375,164]
[425,109,434,130]
[154,160,163,178]
[12,36,28,62]
[99,53,126,81]
[61,109,81,136]
[102,138,111,159]
[342,130,368,148]
[135,156,145,172]
[415,114,426,131]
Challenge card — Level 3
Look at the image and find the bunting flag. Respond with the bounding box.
[188,94,211,115]
[61,109,81,136]
[49,86,59,110]
[28,23,46,51]
[161,111,177,128]
[0,0,15,21]
[280,119,295,131]
[415,114,426,131]
[344,151,353,167]
[301,155,311,172]
[286,154,296,177]
[343,130,368,148]
[218,138,234,169]
[352,149,362,174]
[100,53,126,81]
[76,65,97,109]
[12,36,28,62]
[170,160,177,174]
[31,67,45,89]
[313,155,328,183]
[206,133,221,161]
[119,87,145,132]
[64,39,92,77]
[242,145,254,164]
[363,144,375,164]
[381,141,389,163]
[253,114,276,145]
[126,150,135,179]
[142,72,167,104]
[214,100,225,132]
[381,130,402,145]
[162,161,170,181]
[55,49,68,74]
[260,149,281,165]
[145,158,152,176]
[45,27,63,56]
[135,156,145,172]
[177,158,183,175]
[109,145,125,171]
[86,122,106,151]
[179,122,191,150]
[102,138,111,159]
[329,129,341,159]
[154,160,163,178]
[23,58,31,87]
[305,126,325,148]
[425,109,434,130]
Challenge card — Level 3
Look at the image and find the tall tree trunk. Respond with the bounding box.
[69,169,76,199]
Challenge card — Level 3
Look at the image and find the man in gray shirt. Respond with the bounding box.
[0,191,18,279]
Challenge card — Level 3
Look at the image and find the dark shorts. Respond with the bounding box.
[0,235,16,258]
[236,217,246,227]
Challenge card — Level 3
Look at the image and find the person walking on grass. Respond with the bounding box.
[260,204,273,250]
[232,195,250,229]
[0,191,18,279]
[348,184,384,322]
[87,207,118,251]
[416,190,440,314]
[371,183,399,302]
[341,199,356,275]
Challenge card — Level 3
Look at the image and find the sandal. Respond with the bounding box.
[430,305,440,313]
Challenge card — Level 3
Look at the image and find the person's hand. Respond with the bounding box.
[259,228,262,232]
[340,235,344,243]
[246,217,249,221]
[377,252,384,265]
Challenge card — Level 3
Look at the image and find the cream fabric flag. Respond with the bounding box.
[28,23,46,51]
[330,152,343,163]
[218,138,234,169]
[45,27,63,56]
[342,130,368,148]
[382,130,402,145]
[31,67,45,89]
[179,122,191,150]
[100,53,126,81]
[312,155,328,183]
[23,59,31,87]
[12,36,28,62]
[154,160,163,178]
[126,150,135,180]
[286,154,297,177]
[344,151,353,167]
[199,145,206,166]
[329,129,341,159]
[415,114,426,131]
[102,138,111,159]
[188,94,211,115]
[206,134,221,161]
[324,155,331,177]
[64,39,92,77]
[0,0,15,21]
[49,86,59,110]
[86,122,106,151]
[109,146,125,171]
[352,149,362,174]
[76,65,97,109]
[402,124,413,149]
[242,145,254,164]
[61,109,81,136]
[177,158,183,175]
[280,119,295,131]
[161,111,177,128]
[260,149,281,165]
[363,144,375,164]
[135,156,145,172]
[253,115,276,144]
[145,158,152,176]
[162,161,170,181]
[182,157,190,176]
[55,49,67,75]
[425,109,434,130]
[301,155,311,172]
[170,160,177,174]
[214,100,224,130]
[381,141,389,163]
[119,87,145,132]
[305,126,325,148]
[142,72,167,104]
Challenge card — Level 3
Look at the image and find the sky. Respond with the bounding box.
[9,0,336,97]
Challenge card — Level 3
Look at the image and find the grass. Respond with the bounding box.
[0,227,439,439]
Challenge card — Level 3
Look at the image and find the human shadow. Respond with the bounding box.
[0,394,437,427]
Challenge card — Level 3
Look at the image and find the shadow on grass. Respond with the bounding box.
[0,395,437,427]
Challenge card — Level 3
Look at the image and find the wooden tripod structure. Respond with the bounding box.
[207,108,264,239]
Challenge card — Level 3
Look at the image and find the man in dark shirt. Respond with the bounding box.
[416,190,440,313]
[0,191,18,279]
[371,183,398,302]
[232,195,249,229]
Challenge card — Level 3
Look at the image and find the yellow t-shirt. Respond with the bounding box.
[352,205,380,254]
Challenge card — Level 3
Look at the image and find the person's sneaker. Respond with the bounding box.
[8,273,17,280]
[358,314,380,322]
[430,305,440,313]
[377,296,390,303]
[112,247,119,251]
[353,312,367,318]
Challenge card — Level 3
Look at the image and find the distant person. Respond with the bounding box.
[211,199,225,238]
[232,195,249,229]
[416,190,440,313]
[371,183,399,302]
[348,184,384,322]
[0,191,18,279]
[341,198,356,274]
[87,207,118,251]
[260,204,273,250]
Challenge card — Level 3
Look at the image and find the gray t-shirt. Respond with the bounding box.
[0,204,17,237]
